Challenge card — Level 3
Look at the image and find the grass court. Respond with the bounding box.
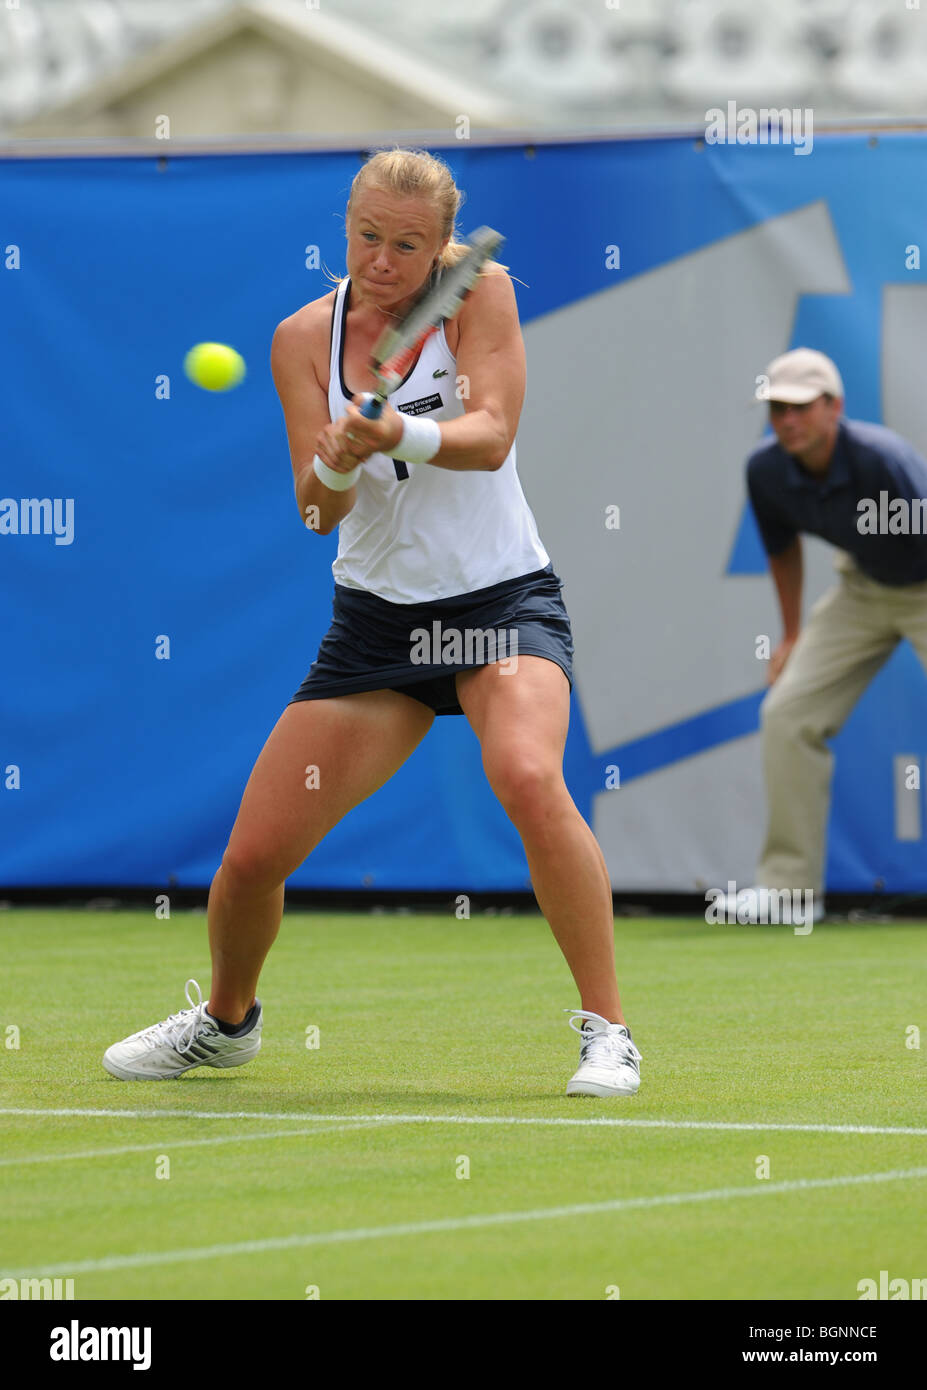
[1,907,924,1301]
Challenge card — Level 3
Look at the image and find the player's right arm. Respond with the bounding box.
[270,307,356,537]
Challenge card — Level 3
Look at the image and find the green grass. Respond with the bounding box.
[1,908,925,1300]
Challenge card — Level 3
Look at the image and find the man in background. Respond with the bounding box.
[724,347,927,923]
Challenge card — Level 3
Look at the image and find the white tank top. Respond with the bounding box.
[327,274,550,603]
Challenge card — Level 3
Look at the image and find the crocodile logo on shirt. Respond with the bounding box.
[433,369,448,379]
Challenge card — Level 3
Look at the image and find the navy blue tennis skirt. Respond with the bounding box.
[289,563,574,716]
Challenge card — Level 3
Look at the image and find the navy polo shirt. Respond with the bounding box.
[747,418,927,587]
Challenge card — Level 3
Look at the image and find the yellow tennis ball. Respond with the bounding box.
[184,342,246,392]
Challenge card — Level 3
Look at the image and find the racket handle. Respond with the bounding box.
[360,393,385,421]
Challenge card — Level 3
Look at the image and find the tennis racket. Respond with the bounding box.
[359,225,505,422]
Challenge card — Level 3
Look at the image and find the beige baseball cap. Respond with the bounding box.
[756,348,844,404]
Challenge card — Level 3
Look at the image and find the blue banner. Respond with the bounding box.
[2,134,926,892]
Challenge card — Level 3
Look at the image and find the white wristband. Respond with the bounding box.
[313,454,360,492]
[389,413,442,465]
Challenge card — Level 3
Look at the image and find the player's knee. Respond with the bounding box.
[220,842,285,898]
[488,758,564,826]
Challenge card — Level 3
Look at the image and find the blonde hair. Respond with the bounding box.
[324,146,507,287]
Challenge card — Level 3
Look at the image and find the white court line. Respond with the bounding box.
[1,1107,926,1137]
[0,1118,402,1168]
[6,1165,927,1279]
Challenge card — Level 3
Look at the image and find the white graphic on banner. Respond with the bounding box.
[521,201,853,888]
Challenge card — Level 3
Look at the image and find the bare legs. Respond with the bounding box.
[207,661,622,1030]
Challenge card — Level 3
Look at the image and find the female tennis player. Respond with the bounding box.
[103,149,641,1098]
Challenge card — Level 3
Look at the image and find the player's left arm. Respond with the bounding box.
[428,265,522,472]
[420,265,526,472]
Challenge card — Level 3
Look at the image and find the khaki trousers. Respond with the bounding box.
[756,551,927,896]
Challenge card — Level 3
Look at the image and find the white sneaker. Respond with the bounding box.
[718,884,824,925]
[103,979,262,1081]
[565,1009,642,1097]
